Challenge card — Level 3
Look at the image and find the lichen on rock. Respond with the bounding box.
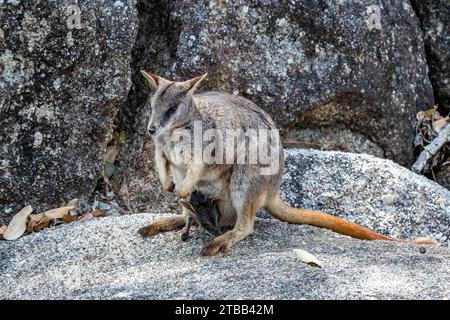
[0,0,138,223]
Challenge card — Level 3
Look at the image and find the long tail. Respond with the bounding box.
[266,193,436,244]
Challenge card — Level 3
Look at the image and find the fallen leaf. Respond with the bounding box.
[3,205,33,240]
[293,249,322,268]
[78,209,107,222]
[27,199,78,232]
[78,213,93,222]
[105,145,119,164]
[61,215,78,223]
[104,161,116,178]
[44,206,75,220]
[433,117,449,133]
[91,209,107,217]
[32,219,51,232]
[118,131,128,144]
[418,105,440,120]
[66,198,79,208]
[27,213,45,233]
[0,225,7,239]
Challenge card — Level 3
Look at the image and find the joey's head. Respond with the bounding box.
[180,191,222,237]
[140,70,207,139]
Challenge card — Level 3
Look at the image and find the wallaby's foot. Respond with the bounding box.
[181,232,189,242]
[201,237,230,256]
[138,225,161,238]
[138,216,186,238]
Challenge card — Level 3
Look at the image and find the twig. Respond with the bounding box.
[412,123,450,173]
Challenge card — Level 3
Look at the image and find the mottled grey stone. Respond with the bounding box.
[0,0,138,223]
[2,149,450,299]
[1,213,449,299]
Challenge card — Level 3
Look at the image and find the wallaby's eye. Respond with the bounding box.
[165,105,178,117]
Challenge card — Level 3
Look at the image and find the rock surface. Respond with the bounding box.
[0,0,138,224]
[1,213,450,299]
[118,0,435,212]
[412,0,450,113]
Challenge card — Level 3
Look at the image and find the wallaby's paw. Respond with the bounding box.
[162,181,175,193]
[200,239,230,256]
[138,224,160,238]
[179,189,190,199]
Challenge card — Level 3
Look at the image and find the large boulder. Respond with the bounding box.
[411,0,450,113]
[1,213,449,299]
[0,0,138,224]
[119,0,434,212]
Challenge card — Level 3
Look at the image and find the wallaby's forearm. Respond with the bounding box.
[179,164,204,198]
[155,145,174,192]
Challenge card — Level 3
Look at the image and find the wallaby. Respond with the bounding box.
[179,190,223,241]
[137,70,435,256]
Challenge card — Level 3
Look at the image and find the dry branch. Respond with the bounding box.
[412,123,450,173]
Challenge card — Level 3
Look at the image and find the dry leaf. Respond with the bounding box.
[293,249,322,268]
[3,205,33,240]
[0,225,7,239]
[66,198,79,208]
[78,209,107,222]
[27,213,45,233]
[61,215,78,223]
[105,145,119,164]
[33,219,51,232]
[432,117,449,133]
[78,213,94,222]
[118,131,128,144]
[27,199,78,233]
[418,105,439,120]
[91,209,107,217]
[44,206,74,220]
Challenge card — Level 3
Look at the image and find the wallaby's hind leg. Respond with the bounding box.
[201,192,258,256]
[139,214,186,238]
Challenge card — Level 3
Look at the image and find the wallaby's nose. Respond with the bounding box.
[148,127,156,136]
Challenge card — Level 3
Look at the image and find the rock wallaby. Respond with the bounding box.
[138,71,435,256]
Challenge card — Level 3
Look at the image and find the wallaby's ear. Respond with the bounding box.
[180,200,196,213]
[179,73,208,94]
[140,70,166,90]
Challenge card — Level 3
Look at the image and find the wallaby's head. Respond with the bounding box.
[140,70,207,138]
[180,190,222,237]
